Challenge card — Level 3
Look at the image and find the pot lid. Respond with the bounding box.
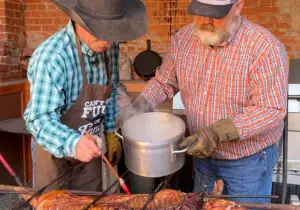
[121,112,186,145]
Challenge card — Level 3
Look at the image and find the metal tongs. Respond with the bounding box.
[196,170,280,210]
[197,171,212,209]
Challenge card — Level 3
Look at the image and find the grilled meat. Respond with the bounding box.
[34,189,199,209]
[203,198,247,210]
[35,190,94,209]
[33,189,246,210]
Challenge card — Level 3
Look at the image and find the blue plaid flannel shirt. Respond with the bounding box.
[24,21,120,158]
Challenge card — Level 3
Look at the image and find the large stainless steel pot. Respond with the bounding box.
[115,112,187,178]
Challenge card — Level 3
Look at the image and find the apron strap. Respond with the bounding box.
[75,34,88,85]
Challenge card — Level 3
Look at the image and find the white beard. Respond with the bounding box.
[195,29,224,46]
[194,21,235,47]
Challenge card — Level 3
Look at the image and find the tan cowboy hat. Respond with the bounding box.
[51,0,148,42]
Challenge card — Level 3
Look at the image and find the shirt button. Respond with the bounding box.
[204,91,207,95]
[200,111,203,114]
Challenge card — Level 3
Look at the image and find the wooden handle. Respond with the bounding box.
[101,154,120,179]
[146,39,151,50]
[0,152,24,186]
[85,132,121,181]
[0,153,15,176]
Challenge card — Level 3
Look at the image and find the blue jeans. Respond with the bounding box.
[194,144,279,203]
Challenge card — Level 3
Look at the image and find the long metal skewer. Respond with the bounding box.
[141,177,169,210]
[14,162,86,210]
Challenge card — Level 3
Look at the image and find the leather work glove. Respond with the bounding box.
[106,132,122,166]
[180,118,239,158]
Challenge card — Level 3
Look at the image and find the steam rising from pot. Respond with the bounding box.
[117,85,152,125]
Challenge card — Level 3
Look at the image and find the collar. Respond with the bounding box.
[66,21,97,57]
[219,15,244,46]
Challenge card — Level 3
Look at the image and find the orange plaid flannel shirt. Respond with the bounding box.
[141,16,289,159]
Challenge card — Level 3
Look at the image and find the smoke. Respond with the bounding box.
[117,85,151,125]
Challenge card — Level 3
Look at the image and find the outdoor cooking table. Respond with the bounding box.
[0,117,31,136]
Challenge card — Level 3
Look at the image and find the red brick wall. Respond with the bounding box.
[23,0,69,50]
[0,0,27,82]
[1,0,299,81]
[23,0,300,57]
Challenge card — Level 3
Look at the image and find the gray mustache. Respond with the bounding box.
[199,24,216,31]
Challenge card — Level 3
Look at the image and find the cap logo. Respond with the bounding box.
[196,0,235,5]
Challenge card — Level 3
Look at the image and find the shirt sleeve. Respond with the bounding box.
[24,54,81,158]
[141,34,179,108]
[232,43,289,140]
[104,43,119,133]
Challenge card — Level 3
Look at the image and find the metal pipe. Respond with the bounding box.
[0,185,114,197]
[281,97,288,204]
[237,201,300,210]
[206,194,279,199]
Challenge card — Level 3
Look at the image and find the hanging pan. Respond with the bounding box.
[133,39,162,80]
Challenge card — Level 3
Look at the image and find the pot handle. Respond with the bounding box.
[172,146,189,155]
[114,127,124,140]
[171,146,189,163]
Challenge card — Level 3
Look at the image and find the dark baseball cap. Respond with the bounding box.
[188,0,237,19]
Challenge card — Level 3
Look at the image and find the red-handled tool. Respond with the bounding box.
[0,152,24,186]
[85,132,131,196]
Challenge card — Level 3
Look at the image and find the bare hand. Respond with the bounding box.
[75,135,102,162]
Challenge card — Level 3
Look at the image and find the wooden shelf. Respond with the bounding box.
[120,80,148,93]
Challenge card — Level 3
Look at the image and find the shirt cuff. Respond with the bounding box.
[104,127,116,133]
[64,132,81,158]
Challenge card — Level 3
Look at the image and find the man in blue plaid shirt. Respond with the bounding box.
[23,0,148,190]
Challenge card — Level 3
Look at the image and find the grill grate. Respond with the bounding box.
[272,182,292,204]
[83,170,130,210]
[13,162,87,210]
[138,173,174,210]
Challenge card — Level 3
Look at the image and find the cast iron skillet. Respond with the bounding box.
[133,39,162,80]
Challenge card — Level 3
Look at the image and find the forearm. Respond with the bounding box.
[232,106,286,140]
[140,79,176,108]
[26,113,81,158]
[141,34,179,108]
[141,61,179,108]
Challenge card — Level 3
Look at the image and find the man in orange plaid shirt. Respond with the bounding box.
[124,0,288,203]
